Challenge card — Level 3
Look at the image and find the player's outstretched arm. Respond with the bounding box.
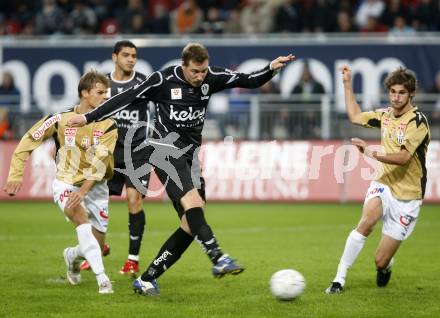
[340,65,364,125]
[4,115,58,194]
[67,114,87,127]
[269,54,295,71]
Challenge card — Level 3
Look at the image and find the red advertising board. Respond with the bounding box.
[1,140,439,203]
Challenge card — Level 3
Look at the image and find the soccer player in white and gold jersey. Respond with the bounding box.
[3,71,118,294]
[326,66,431,294]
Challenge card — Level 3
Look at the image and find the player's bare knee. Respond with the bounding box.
[180,189,204,210]
[127,191,143,212]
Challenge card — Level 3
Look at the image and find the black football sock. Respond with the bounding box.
[128,210,145,259]
[185,207,223,264]
[141,227,193,281]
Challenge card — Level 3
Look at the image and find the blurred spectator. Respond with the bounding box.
[304,0,337,33]
[148,2,170,34]
[90,0,113,25]
[11,2,35,30]
[199,6,224,34]
[130,12,148,34]
[428,71,440,123]
[412,0,439,31]
[66,0,98,34]
[272,0,303,33]
[355,0,385,29]
[334,10,358,32]
[380,0,410,29]
[99,18,119,35]
[290,61,325,139]
[222,0,241,10]
[0,15,6,36]
[0,72,20,139]
[241,0,274,34]
[360,15,388,33]
[227,87,253,139]
[118,0,146,34]
[170,0,202,34]
[147,0,175,18]
[195,0,223,13]
[34,0,67,35]
[256,81,285,140]
[223,8,242,33]
[388,15,415,37]
[337,0,355,13]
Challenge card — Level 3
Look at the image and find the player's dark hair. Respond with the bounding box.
[384,67,417,94]
[78,70,110,98]
[182,43,209,66]
[113,40,137,54]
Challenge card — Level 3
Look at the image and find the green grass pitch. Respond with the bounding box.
[0,201,439,318]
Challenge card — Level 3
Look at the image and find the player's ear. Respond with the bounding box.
[80,89,88,98]
[112,53,117,62]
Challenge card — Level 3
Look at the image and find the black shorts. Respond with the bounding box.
[108,144,151,197]
[154,153,206,218]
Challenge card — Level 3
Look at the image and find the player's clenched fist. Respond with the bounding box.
[339,65,352,84]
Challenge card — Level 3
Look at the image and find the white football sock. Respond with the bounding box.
[96,273,110,285]
[333,230,367,286]
[128,254,139,262]
[76,223,105,276]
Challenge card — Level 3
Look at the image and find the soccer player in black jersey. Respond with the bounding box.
[68,42,294,296]
[80,41,151,276]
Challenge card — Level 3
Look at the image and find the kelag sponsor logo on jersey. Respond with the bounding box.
[112,110,139,122]
[169,105,205,122]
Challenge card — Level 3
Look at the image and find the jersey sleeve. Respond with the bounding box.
[209,65,276,93]
[87,121,118,181]
[7,114,59,182]
[85,72,163,123]
[357,110,384,129]
[402,114,430,155]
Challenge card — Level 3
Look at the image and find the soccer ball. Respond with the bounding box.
[269,269,306,300]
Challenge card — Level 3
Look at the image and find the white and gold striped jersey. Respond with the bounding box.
[359,106,430,200]
[8,106,118,186]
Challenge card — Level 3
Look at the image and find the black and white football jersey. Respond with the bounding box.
[87,64,276,152]
[107,71,150,148]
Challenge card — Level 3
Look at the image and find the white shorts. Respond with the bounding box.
[364,181,422,241]
[52,179,110,233]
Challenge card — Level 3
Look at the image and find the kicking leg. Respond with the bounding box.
[326,197,382,294]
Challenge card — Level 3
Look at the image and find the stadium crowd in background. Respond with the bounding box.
[1,0,440,36]
[0,71,20,139]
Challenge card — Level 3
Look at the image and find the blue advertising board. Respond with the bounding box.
[1,37,439,113]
